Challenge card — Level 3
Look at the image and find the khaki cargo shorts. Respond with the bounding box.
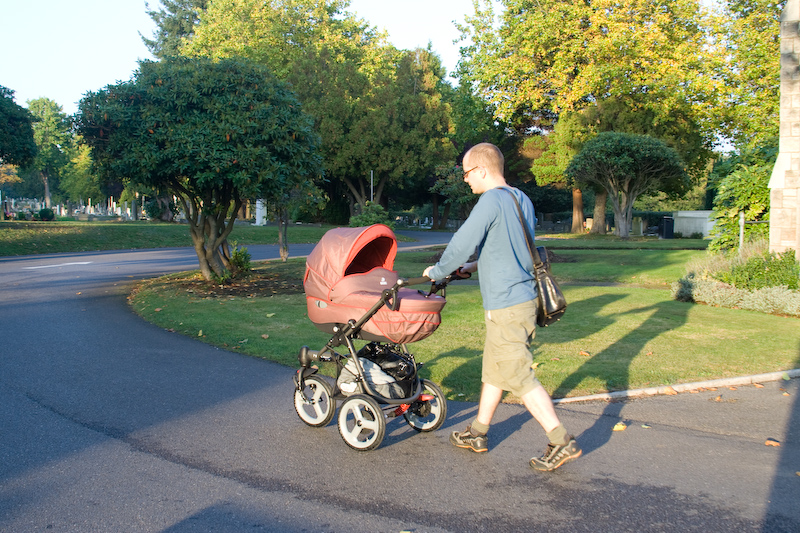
[482,299,542,397]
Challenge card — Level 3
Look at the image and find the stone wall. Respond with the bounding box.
[770,0,800,259]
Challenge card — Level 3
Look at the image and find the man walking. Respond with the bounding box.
[423,143,581,472]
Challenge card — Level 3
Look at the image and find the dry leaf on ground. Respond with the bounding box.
[765,439,781,447]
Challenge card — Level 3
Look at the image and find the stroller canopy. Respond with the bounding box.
[305,224,397,297]
[304,224,446,344]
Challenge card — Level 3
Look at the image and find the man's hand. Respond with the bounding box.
[423,265,435,280]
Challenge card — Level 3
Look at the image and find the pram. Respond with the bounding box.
[294,224,464,451]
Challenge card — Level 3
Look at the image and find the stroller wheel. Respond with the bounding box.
[337,394,386,451]
[294,375,335,427]
[404,379,447,432]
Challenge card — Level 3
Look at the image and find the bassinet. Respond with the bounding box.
[304,224,446,344]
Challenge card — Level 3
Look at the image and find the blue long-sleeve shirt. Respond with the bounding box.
[428,186,538,310]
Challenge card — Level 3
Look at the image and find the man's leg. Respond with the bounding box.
[450,382,503,453]
[475,382,504,427]
[519,384,560,433]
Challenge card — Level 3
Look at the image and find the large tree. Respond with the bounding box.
[458,0,717,231]
[27,98,72,208]
[0,86,37,168]
[713,0,782,149]
[182,0,454,212]
[142,0,209,58]
[76,57,322,279]
[565,132,690,238]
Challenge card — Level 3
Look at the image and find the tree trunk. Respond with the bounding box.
[440,202,451,230]
[590,188,608,235]
[41,172,52,209]
[278,206,289,261]
[431,195,441,230]
[571,188,584,233]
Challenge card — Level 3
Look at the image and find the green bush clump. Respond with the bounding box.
[38,208,55,221]
[672,239,800,317]
[349,201,394,229]
[229,242,251,275]
[715,250,799,290]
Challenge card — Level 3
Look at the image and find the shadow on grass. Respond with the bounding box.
[554,296,691,455]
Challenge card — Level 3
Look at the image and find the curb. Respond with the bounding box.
[553,368,800,404]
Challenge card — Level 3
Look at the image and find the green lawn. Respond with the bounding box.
[0,220,335,256]
[8,220,796,400]
[129,251,800,400]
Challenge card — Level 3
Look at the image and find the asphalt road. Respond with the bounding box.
[1,232,798,532]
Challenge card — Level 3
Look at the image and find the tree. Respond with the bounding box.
[0,86,37,168]
[27,98,72,208]
[565,132,689,238]
[76,57,322,279]
[142,0,208,58]
[458,0,717,231]
[59,139,104,205]
[707,144,776,252]
[713,0,782,149]
[182,0,455,212]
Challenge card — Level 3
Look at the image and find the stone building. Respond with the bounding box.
[771,0,800,259]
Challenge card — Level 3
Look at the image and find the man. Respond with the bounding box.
[423,143,581,472]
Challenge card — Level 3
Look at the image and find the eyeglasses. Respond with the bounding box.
[463,166,481,178]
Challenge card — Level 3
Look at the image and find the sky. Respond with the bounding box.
[1,0,476,116]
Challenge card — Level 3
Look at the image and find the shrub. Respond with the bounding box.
[672,239,800,317]
[229,242,251,275]
[38,208,55,221]
[715,249,799,290]
[349,201,394,229]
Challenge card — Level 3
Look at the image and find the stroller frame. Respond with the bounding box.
[294,274,459,451]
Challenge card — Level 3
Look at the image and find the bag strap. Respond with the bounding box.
[500,187,544,267]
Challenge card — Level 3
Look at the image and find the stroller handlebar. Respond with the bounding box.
[399,268,470,296]
[401,276,431,287]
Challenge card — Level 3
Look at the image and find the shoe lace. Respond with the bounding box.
[539,442,558,462]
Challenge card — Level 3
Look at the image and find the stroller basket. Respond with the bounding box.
[304,224,446,344]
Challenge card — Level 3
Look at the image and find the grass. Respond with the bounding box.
[128,248,800,400]
[9,220,794,400]
[0,220,337,256]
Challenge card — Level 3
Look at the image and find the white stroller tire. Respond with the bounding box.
[337,394,386,451]
[404,379,447,432]
[294,375,335,427]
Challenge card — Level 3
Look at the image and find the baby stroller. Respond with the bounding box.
[294,224,462,451]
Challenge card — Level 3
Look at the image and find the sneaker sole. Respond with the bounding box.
[530,448,582,471]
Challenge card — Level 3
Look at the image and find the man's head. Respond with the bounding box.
[462,143,506,194]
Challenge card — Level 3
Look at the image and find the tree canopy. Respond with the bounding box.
[565,132,689,238]
[0,86,37,168]
[181,0,455,212]
[76,56,322,279]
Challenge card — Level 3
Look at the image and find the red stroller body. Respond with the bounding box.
[294,224,457,451]
[304,224,446,344]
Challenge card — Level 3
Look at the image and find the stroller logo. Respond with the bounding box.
[380,277,388,286]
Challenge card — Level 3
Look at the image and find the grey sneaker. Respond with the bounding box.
[450,425,488,453]
[530,437,581,471]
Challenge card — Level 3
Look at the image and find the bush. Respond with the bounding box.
[715,249,799,290]
[38,208,55,221]
[229,242,251,275]
[672,239,800,316]
[349,201,394,229]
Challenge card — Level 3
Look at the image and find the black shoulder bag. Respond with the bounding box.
[501,188,567,327]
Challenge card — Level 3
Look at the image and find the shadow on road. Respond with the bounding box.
[764,347,800,530]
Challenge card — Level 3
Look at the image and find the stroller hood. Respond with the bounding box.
[305,224,397,298]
